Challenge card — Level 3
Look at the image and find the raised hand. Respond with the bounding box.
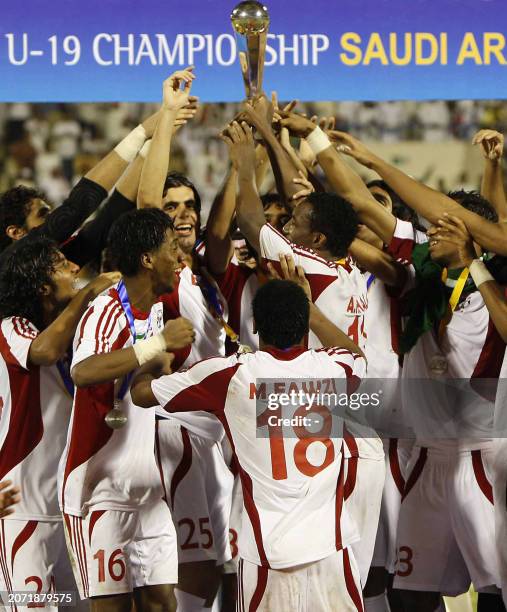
[174,95,199,132]
[433,214,476,268]
[277,110,316,139]
[473,129,504,161]
[162,67,195,112]
[326,130,376,168]
[291,170,315,202]
[220,121,256,177]
[162,317,195,349]
[267,253,311,299]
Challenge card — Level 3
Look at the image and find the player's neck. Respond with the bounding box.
[315,247,334,262]
[122,275,157,314]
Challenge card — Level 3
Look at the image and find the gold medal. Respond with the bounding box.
[429,353,448,377]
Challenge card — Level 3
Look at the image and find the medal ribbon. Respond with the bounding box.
[196,270,240,344]
[366,274,376,291]
[116,280,152,401]
[56,355,74,398]
[437,267,470,342]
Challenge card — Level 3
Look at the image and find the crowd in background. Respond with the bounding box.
[2,99,507,216]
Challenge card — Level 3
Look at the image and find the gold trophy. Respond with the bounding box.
[231,1,270,98]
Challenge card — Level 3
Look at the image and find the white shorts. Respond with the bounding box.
[63,499,177,599]
[237,549,363,612]
[223,472,242,574]
[492,438,507,607]
[0,519,79,611]
[343,455,385,586]
[393,445,499,596]
[156,421,233,565]
[371,438,413,573]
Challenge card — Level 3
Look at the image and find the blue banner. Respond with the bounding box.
[1,0,507,102]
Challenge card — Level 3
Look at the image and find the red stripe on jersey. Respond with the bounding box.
[93,299,118,353]
[344,426,359,459]
[61,383,114,512]
[344,457,358,500]
[471,450,494,504]
[471,318,506,401]
[73,516,88,598]
[335,452,345,550]
[11,520,38,572]
[387,234,415,265]
[343,547,364,612]
[402,447,427,502]
[155,421,169,504]
[100,304,123,353]
[77,517,89,592]
[248,565,268,612]
[169,427,193,509]
[219,412,270,569]
[161,285,181,321]
[0,327,43,482]
[306,273,338,302]
[75,306,95,352]
[337,362,362,395]
[63,513,73,550]
[88,510,106,545]
[164,364,241,415]
[389,439,405,496]
[12,318,36,340]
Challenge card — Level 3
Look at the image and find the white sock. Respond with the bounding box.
[364,593,390,612]
[174,588,208,612]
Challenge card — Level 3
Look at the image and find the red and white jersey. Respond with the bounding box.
[152,346,366,569]
[214,256,260,353]
[0,317,72,520]
[59,288,165,516]
[260,224,368,352]
[161,265,226,370]
[260,224,382,459]
[388,219,505,450]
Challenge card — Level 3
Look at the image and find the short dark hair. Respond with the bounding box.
[448,189,498,222]
[0,236,60,329]
[0,186,44,252]
[107,208,173,276]
[261,193,288,211]
[307,192,359,258]
[252,280,309,349]
[163,172,201,214]
[367,179,426,232]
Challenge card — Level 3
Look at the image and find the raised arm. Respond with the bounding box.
[241,97,302,207]
[278,112,397,245]
[348,238,407,288]
[474,129,507,222]
[220,121,265,253]
[29,272,120,366]
[137,68,196,209]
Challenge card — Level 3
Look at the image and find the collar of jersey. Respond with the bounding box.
[261,345,306,360]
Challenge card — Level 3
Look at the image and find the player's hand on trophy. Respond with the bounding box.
[220,121,256,177]
[267,254,311,300]
[473,129,504,161]
[0,480,21,518]
[86,272,122,298]
[162,317,195,349]
[327,130,377,168]
[162,66,196,112]
[241,95,273,133]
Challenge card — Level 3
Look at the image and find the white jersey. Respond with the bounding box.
[160,264,227,441]
[59,287,165,516]
[0,317,72,520]
[260,223,382,460]
[214,255,260,353]
[388,219,505,450]
[151,346,366,569]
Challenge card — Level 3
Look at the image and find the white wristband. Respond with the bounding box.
[114,124,147,163]
[469,259,494,287]
[305,126,332,156]
[133,333,167,366]
[139,139,151,159]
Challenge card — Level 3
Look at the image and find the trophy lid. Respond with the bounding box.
[231,1,270,36]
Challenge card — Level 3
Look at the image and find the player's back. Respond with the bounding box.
[222,347,366,568]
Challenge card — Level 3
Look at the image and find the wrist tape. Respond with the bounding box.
[305,126,332,156]
[114,125,147,163]
[469,259,494,287]
[133,333,167,366]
